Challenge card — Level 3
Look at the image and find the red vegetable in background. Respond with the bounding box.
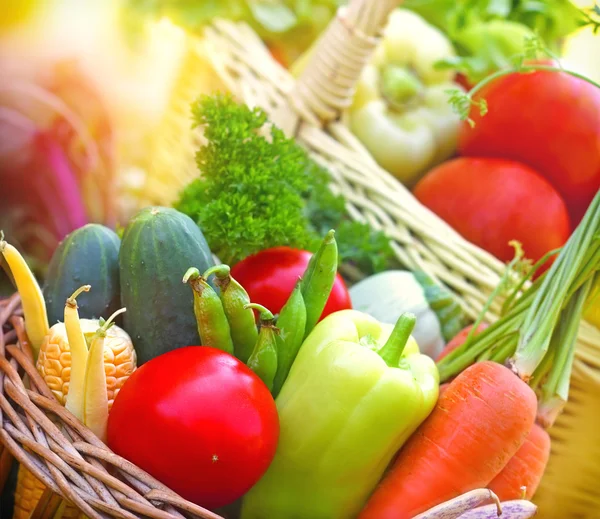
[458,69,600,225]
[107,347,279,510]
[230,246,352,319]
[413,157,571,267]
[0,61,117,265]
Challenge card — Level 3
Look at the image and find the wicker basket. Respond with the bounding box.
[0,295,227,519]
[1,0,599,518]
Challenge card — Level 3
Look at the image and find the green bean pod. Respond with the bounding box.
[183,267,234,354]
[204,265,258,363]
[300,229,338,338]
[245,303,279,392]
[272,282,307,397]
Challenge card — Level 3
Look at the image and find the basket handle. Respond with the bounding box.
[289,0,401,124]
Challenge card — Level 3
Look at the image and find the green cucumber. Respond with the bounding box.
[44,224,121,325]
[119,207,215,364]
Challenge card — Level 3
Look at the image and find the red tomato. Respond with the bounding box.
[413,157,571,268]
[107,347,279,510]
[458,69,600,225]
[230,247,352,319]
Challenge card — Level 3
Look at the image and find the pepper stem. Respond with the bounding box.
[381,65,423,108]
[378,312,416,367]
[244,303,275,324]
[66,285,91,308]
[96,308,126,338]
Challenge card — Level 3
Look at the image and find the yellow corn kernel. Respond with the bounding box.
[14,319,136,517]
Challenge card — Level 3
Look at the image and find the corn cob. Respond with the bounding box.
[13,318,136,519]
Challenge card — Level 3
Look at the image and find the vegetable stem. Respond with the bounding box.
[66,284,91,307]
[512,191,600,379]
[378,313,416,368]
[244,303,275,323]
[97,308,127,337]
[450,61,600,127]
[182,267,201,284]
[537,279,592,428]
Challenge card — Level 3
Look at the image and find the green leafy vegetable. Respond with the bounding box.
[175,94,395,275]
[336,221,395,275]
[407,0,592,83]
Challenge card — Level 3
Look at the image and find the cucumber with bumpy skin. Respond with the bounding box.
[44,224,121,325]
[119,207,215,364]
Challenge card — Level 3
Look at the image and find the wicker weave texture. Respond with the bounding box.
[0,295,224,519]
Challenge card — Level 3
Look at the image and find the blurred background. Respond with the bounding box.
[1,0,599,286]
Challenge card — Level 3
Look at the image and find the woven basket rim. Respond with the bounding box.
[0,293,225,519]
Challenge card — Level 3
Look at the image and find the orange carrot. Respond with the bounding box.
[359,361,537,519]
[488,422,551,501]
[438,382,451,398]
[436,323,489,362]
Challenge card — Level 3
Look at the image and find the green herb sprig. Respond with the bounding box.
[176,94,395,274]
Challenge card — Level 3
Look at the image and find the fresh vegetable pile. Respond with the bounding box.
[2,2,600,518]
[3,182,598,518]
[3,78,600,517]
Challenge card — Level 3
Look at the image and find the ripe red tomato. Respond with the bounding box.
[230,247,352,319]
[413,157,571,268]
[458,69,600,225]
[107,347,279,510]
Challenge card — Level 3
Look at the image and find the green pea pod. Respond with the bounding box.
[245,303,279,392]
[272,282,306,397]
[204,265,258,363]
[183,267,234,354]
[300,229,338,338]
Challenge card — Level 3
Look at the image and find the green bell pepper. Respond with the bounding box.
[348,9,463,187]
[241,309,439,519]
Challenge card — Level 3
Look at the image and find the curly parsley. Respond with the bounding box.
[175,94,395,275]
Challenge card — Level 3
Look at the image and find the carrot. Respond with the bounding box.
[488,422,551,501]
[438,382,451,397]
[358,361,537,519]
[436,323,488,361]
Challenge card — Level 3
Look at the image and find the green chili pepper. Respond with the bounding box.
[244,303,279,392]
[300,229,338,338]
[183,267,234,354]
[272,282,307,397]
[203,264,258,363]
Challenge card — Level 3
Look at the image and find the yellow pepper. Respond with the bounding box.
[349,9,464,187]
